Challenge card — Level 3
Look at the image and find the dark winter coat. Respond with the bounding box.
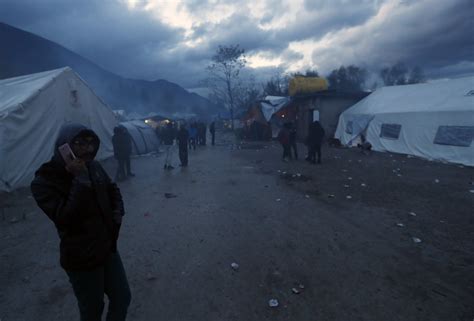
[307,121,325,147]
[112,127,132,160]
[177,127,189,147]
[31,123,124,271]
[278,127,290,146]
[209,122,216,134]
[161,125,175,145]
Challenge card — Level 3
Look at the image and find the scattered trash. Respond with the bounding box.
[268,299,279,308]
[343,184,350,188]
[291,288,300,294]
[328,194,335,198]
[470,190,474,193]
[346,195,352,199]
[298,284,305,289]
[409,212,417,216]
[282,171,287,175]
[440,220,445,223]
[347,177,353,180]
[305,195,310,199]
[396,223,405,227]
[342,169,348,172]
[277,170,281,173]
[231,262,239,271]
[434,179,440,183]
[296,173,302,177]
[276,198,281,202]
[412,237,422,244]
[164,193,177,198]
[397,174,402,177]
[361,183,367,187]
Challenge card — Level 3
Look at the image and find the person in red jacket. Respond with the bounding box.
[31,123,131,321]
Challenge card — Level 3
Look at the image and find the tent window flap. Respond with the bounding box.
[380,123,401,139]
[434,126,474,147]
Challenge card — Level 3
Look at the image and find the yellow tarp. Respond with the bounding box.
[288,76,328,96]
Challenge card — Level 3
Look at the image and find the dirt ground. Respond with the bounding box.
[0,133,473,321]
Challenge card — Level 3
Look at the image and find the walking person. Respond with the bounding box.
[162,122,176,170]
[177,123,189,167]
[112,126,134,182]
[209,121,216,145]
[289,122,298,160]
[30,123,131,321]
[306,121,325,164]
[278,123,291,162]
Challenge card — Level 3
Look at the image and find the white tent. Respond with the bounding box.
[119,120,160,155]
[335,77,474,166]
[0,67,118,192]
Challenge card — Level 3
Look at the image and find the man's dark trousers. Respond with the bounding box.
[66,252,131,321]
[179,144,188,166]
[308,144,322,163]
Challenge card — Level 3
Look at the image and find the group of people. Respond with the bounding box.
[278,120,325,164]
[159,121,216,170]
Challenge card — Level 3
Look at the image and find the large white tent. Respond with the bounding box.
[335,77,474,166]
[119,120,160,155]
[0,67,118,192]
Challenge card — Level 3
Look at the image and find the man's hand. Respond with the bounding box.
[65,159,88,176]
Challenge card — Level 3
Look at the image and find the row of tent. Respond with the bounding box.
[0,67,159,192]
[1,67,473,191]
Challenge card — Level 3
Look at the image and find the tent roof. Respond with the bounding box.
[0,67,70,114]
[344,76,474,115]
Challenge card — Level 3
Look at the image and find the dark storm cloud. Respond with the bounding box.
[0,0,472,89]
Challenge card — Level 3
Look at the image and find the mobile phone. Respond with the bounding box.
[58,143,76,165]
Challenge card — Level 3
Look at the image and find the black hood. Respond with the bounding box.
[53,123,100,164]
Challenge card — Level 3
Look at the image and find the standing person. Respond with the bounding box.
[30,123,131,321]
[278,123,291,162]
[177,123,189,167]
[306,121,325,164]
[209,121,216,145]
[162,122,175,170]
[112,126,134,182]
[189,123,197,150]
[202,123,207,145]
[289,122,298,160]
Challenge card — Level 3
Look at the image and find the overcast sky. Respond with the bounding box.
[1,0,473,89]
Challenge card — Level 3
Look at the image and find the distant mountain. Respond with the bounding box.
[0,22,219,117]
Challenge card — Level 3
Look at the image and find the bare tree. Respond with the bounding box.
[206,45,246,129]
[380,62,425,86]
[263,72,290,96]
[327,65,367,91]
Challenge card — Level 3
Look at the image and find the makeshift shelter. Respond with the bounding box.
[119,120,160,155]
[335,77,474,166]
[0,67,118,192]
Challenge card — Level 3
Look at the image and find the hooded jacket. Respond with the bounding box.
[31,123,124,271]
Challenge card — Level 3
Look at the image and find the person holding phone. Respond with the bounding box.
[31,123,131,321]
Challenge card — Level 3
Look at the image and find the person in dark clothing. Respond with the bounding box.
[30,123,131,321]
[112,126,134,182]
[177,123,189,167]
[278,123,291,162]
[189,123,197,150]
[306,121,325,164]
[289,123,298,160]
[209,121,216,145]
[162,122,175,169]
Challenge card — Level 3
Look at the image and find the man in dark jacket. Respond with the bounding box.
[306,121,325,164]
[31,123,131,321]
[162,122,175,169]
[112,126,134,182]
[209,121,216,146]
[177,123,189,167]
